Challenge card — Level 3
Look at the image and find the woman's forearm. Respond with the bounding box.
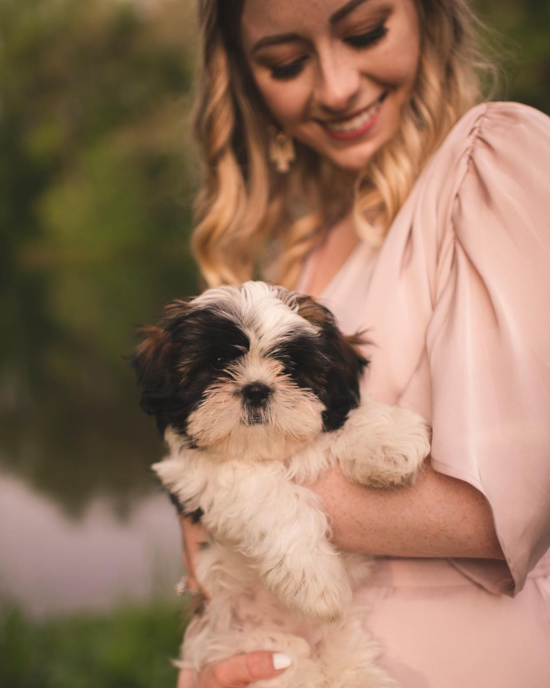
[310,462,505,560]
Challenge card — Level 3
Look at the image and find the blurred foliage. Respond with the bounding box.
[0,0,547,517]
[0,598,189,688]
[474,0,550,114]
[0,260,197,519]
[0,0,198,265]
[0,0,201,516]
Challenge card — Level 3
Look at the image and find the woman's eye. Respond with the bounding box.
[345,24,388,49]
[270,55,308,81]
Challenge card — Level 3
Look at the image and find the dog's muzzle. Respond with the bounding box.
[241,382,272,424]
[242,382,272,408]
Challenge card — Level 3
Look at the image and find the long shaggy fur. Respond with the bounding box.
[132,281,431,687]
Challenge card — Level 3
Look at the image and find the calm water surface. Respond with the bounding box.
[0,257,198,615]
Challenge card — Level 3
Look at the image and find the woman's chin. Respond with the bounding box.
[313,132,391,173]
[323,145,381,173]
[296,115,398,173]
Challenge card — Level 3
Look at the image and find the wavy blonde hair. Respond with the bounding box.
[192,0,495,288]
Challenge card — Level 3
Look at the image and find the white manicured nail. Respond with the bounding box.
[273,653,292,670]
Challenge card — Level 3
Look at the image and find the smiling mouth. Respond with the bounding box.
[317,92,388,138]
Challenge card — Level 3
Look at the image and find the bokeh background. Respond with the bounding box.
[0,0,548,685]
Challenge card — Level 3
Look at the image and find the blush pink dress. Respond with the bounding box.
[297,101,550,687]
[180,102,550,687]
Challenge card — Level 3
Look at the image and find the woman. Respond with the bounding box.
[177,0,550,685]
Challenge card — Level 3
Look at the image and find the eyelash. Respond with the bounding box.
[345,24,388,49]
[271,55,308,81]
[269,24,388,81]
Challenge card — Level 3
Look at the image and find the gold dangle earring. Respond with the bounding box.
[268,126,296,173]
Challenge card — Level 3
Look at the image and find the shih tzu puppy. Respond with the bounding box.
[132,281,430,688]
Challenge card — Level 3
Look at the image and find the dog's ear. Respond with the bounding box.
[131,299,194,430]
[131,324,174,420]
[322,330,368,431]
[296,295,369,431]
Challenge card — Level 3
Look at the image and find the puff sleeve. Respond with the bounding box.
[426,102,550,596]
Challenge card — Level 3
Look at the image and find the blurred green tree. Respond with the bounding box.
[474,0,550,114]
[0,0,198,266]
[0,0,201,516]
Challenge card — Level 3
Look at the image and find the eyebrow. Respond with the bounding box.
[250,0,369,55]
[330,0,369,25]
[251,32,302,55]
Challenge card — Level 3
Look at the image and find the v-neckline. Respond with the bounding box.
[298,238,364,300]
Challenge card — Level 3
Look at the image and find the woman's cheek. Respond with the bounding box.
[368,42,419,92]
[254,75,312,129]
[376,25,420,90]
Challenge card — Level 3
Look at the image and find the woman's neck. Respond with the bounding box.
[304,213,361,299]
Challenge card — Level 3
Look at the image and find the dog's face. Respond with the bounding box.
[132,282,367,460]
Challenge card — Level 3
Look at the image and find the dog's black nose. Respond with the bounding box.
[242,382,272,407]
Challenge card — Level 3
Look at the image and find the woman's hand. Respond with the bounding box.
[177,517,292,687]
[177,653,292,688]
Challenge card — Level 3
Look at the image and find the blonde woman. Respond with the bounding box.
[176,0,550,685]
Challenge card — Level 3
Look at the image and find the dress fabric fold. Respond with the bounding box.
[299,101,550,686]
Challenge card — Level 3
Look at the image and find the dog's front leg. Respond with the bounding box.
[330,399,431,489]
[197,463,352,625]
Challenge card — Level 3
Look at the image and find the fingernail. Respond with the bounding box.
[273,653,292,670]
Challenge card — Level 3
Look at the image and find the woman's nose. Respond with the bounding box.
[314,49,361,113]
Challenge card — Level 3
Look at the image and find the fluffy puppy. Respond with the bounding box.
[132,281,430,688]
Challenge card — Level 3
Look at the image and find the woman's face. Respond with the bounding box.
[240,0,421,172]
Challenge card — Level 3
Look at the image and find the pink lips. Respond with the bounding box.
[318,95,385,141]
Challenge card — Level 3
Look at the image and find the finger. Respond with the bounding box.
[177,668,198,688]
[208,652,292,686]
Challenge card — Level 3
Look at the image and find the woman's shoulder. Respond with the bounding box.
[429,101,550,176]
[399,100,550,276]
[411,101,550,241]
[453,100,549,133]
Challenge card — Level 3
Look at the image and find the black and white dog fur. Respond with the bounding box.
[132,281,430,687]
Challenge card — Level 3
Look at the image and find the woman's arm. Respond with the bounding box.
[310,461,505,560]
[176,461,504,687]
[181,460,504,600]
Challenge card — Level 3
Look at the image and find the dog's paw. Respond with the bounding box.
[374,407,431,486]
[305,576,352,624]
[264,553,352,624]
[340,405,431,488]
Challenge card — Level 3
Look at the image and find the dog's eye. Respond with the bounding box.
[210,350,242,370]
[278,355,296,375]
[211,356,229,370]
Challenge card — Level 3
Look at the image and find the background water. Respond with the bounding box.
[0,257,197,615]
[0,0,203,617]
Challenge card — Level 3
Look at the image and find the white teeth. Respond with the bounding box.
[322,100,382,133]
